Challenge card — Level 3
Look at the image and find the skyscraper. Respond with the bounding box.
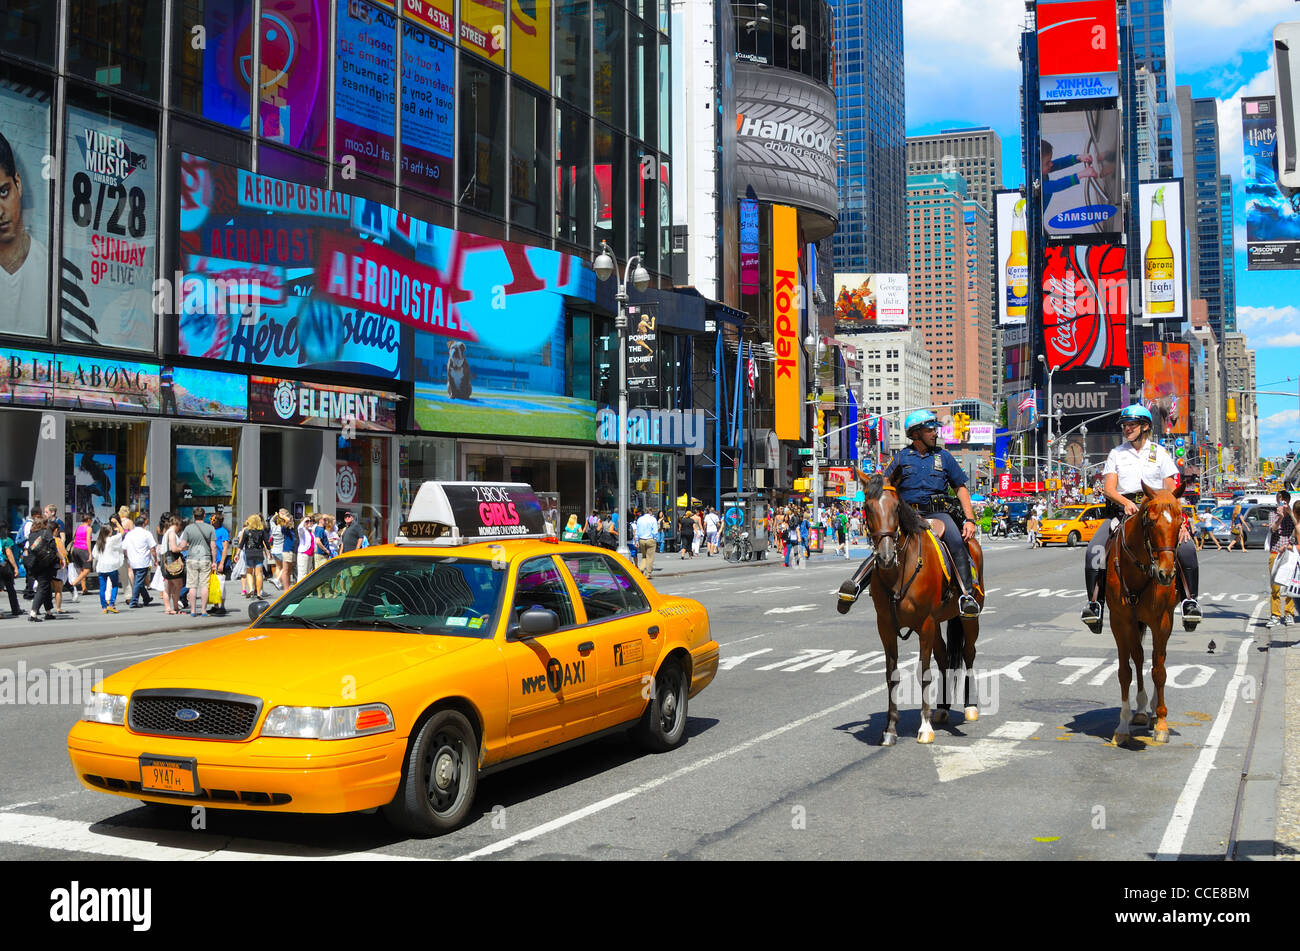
[1220,174,1237,335]
[906,127,1003,213]
[832,0,906,274]
[1125,0,1181,178]
[1177,92,1226,341]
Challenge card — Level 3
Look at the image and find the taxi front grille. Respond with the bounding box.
[83,774,292,806]
[128,690,263,740]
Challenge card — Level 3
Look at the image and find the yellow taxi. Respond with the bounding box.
[67,482,719,837]
[1037,504,1108,547]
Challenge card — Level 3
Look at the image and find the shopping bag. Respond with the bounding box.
[1271,549,1298,585]
[149,566,165,593]
[207,571,224,607]
[230,551,247,580]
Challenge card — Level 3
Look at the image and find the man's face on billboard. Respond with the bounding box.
[0,167,24,246]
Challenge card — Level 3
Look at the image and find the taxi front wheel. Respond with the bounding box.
[633,660,688,753]
[384,709,478,837]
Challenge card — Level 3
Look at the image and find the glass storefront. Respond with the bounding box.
[463,444,588,528]
[400,437,456,516]
[337,434,391,545]
[65,418,149,528]
[594,448,676,528]
[170,423,240,522]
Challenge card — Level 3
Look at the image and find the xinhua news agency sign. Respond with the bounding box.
[1036,0,1120,102]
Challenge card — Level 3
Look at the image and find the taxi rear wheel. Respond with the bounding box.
[383,709,478,837]
[633,660,688,752]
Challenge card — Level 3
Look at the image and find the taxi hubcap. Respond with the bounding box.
[660,683,677,729]
[433,750,456,791]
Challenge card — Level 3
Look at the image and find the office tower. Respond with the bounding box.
[906,127,1003,214]
[832,0,907,273]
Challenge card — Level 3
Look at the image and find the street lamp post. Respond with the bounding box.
[1037,355,1058,493]
[593,241,650,558]
[805,333,823,509]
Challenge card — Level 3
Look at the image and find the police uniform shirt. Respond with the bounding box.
[885,446,967,507]
[1102,439,1178,495]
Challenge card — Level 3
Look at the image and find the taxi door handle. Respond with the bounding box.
[647,625,660,639]
[578,641,595,652]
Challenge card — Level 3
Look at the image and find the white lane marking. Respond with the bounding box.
[0,791,82,812]
[716,634,768,649]
[55,645,187,668]
[756,649,833,671]
[932,721,1046,783]
[1156,601,1265,860]
[453,672,909,861]
[765,604,818,615]
[976,656,1037,683]
[1057,657,1106,685]
[717,648,773,671]
[53,649,175,671]
[0,813,420,861]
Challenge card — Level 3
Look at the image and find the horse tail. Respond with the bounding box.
[946,617,965,672]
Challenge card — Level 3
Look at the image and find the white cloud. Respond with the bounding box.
[1261,408,1300,431]
[1262,333,1300,347]
[1215,62,1274,181]
[1236,304,1300,332]
[1174,0,1294,72]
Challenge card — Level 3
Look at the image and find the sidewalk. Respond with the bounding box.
[643,540,871,581]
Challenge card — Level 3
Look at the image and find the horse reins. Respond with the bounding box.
[1113,501,1179,605]
[867,486,926,639]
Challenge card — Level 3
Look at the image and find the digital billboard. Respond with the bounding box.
[402,0,454,40]
[1041,243,1129,370]
[335,0,397,179]
[995,190,1028,326]
[254,0,330,153]
[164,367,248,420]
[400,19,454,200]
[174,446,235,502]
[833,274,908,331]
[1039,108,1122,237]
[0,79,52,339]
[1242,96,1300,270]
[60,106,158,352]
[1137,179,1186,320]
[1142,341,1189,435]
[1036,0,1119,102]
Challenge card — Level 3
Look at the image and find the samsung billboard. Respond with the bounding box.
[734,62,838,223]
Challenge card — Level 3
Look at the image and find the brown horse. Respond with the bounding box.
[1104,482,1185,746]
[861,469,984,746]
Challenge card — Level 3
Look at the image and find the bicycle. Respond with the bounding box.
[723,525,752,563]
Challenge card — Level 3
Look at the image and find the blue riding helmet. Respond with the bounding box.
[904,409,939,435]
[1118,404,1153,425]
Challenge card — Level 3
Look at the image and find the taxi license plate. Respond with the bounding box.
[139,756,199,796]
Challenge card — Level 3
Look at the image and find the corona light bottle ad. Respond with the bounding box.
[1006,199,1029,319]
[1144,186,1175,314]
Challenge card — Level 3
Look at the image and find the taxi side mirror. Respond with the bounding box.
[249,600,270,622]
[517,607,560,638]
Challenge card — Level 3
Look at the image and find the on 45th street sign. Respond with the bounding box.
[798,448,813,456]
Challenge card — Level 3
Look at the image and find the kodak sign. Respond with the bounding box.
[772,204,801,441]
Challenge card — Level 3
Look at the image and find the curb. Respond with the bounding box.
[0,617,248,652]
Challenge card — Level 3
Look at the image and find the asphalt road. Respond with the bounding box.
[0,540,1276,862]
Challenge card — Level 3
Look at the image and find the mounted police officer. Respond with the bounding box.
[839,410,981,617]
[1080,404,1202,633]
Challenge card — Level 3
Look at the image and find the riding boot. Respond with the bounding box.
[1080,524,1110,634]
[939,531,981,618]
[836,554,875,615]
[1176,539,1202,631]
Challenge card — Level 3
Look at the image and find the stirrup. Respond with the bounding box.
[958,594,980,618]
[1081,601,1103,634]
[836,579,860,615]
[1181,599,1202,631]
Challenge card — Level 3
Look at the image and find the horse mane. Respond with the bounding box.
[896,499,931,537]
[865,474,885,500]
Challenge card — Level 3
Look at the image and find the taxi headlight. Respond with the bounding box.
[82,692,128,725]
[260,703,395,740]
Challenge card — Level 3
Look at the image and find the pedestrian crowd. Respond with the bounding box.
[1,502,370,624]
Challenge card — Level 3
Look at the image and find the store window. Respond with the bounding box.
[337,434,391,545]
[510,82,551,236]
[65,420,150,529]
[593,0,624,131]
[171,425,240,523]
[556,105,591,247]
[555,0,590,112]
[400,437,455,516]
[173,0,253,129]
[458,59,506,218]
[1,0,57,65]
[67,0,165,99]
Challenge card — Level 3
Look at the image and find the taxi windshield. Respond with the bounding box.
[254,556,505,637]
[1048,508,1085,520]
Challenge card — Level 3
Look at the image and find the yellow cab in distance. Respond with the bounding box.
[1037,503,1109,547]
[67,482,720,837]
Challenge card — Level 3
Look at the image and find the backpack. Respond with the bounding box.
[23,532,58,575]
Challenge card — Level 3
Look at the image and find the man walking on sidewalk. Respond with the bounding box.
[1267,490,1297,628]
[124,514,157,608]
[635,508,658,579]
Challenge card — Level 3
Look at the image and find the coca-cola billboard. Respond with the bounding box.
[1041,243,1129,370]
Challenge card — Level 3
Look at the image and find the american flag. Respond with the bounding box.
[747,346,757,391]
[1018,393,1036,413]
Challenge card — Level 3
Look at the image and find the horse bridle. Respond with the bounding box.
[866,486,927,636]
[865,485,902,550]
[1114,501,1179,604]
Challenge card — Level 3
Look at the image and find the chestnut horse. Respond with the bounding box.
[1104,482,1185,746]
[862,470,984,746]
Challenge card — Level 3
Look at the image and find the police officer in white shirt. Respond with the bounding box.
[1081,404,1201,633]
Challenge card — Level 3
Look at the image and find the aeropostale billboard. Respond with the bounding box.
[772,205,801,442]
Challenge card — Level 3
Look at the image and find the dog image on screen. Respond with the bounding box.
[446,340,473,399]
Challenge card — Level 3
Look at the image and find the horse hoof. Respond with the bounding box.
[1154,731,1169,744]
[933,709,949,725]
[1113,732,1129,747]
[1132,712,1149,728]
[917,728,935,745]
[963,707,979,722]
[881,733,897,747]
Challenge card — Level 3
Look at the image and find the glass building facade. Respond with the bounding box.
[830,0,906,274]
[1125,0,1181,178]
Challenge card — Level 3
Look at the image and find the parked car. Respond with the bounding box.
[1208,503,1269,549]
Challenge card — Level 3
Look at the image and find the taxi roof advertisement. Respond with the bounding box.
[1036,0,1119,102]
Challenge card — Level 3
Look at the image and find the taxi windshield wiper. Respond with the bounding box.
[347,617,428,634]
[270,614,330,629]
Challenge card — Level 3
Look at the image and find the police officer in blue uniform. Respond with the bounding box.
[838,410,982,617]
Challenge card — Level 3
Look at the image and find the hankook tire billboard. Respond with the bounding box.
[735,63,838,221]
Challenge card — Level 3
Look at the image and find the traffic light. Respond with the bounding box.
[1226,398,1237,422]
[816,409,825,437]
[953,412,970,443]
[794,478,811,492]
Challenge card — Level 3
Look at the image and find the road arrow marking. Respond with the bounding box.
[931,720,1047,783]
[765,604,818,615]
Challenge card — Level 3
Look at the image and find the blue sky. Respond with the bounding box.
[903,0,1299,461]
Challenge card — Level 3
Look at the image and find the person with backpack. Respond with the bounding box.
[313,514,334,570]
[16,509,34,602]
[297,513,316,581]
[24,517,64,622]
[0,519,20,617]
[92,523,125,614]
[240,514,273,598]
